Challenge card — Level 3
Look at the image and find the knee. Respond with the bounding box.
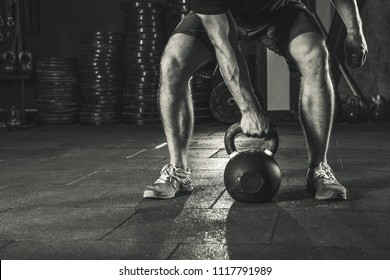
[160,48,190,86]
[293,42,330,78]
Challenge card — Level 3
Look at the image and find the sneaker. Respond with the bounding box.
[306,162,349,201]
[143,164,193,199]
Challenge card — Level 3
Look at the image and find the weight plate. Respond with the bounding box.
[209,83,241,124]
[81,31,122,35]
[79,61,119,67]
[79,68,122,74]
[121,111,160,118]
[122,88,158,95]
[123,97,158,105]
[121,7,164,14]
[37,82,78,88]
[126,70,160,77]
[80,49,122,55]
[122,118,161,125]
[82,100,122,106]
[80,73,122,80]
[80,84,122,91]
[125,14,165,21]
[124,32,166,40]
[125,44,164,52]
[125,38,166,45]
[125,63,159,71]
[80,35,123,41]
[125,57,160,64]
[124,26,165,33]
[124,49,162,56]
[36,57,77,62]
[122,105,159,113]
[120,1,163,9]
[123,82,159,89]
[126,76,160,84]
[35,99,79,106]
[82,103,121,109]
[124,19,165,27]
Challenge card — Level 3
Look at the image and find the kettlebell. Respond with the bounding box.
[0,51,17,74]
[342,96,365,123]
[224,123,281,203]
[368,95,387,123]
[18,51,34,74]
[6,106,22,131]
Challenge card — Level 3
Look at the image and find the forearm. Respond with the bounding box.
[330,0,363,34]
[215,39,262,114]
[197,13,262,114]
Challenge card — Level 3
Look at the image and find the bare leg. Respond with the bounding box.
[288,32,333,168]
[159,34,214,169]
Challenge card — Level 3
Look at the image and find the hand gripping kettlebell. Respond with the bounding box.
[224,123,281,203]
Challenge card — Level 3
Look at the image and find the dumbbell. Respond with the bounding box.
[6,106,22,131]
[368,95,387,123]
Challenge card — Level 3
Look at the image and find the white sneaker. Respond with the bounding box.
[143,164,193,199]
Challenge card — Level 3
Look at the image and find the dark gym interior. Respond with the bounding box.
[0,0,390,260]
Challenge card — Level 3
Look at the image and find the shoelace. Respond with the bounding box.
[315,162,337,184]
[155,164,191,186]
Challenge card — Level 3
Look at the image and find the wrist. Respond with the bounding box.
[346,23,363,36]
[241,103,264,116]
[347,28,362,36]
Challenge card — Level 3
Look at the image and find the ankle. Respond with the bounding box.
[309,160,328,170]
[170,161,187,170]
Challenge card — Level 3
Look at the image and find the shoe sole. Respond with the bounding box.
[306,184,349,201]
[143,190,175,200]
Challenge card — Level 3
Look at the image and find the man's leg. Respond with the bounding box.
[288,32,348,200]
[159,33,214,169]
[288,32,333,167]
[143,33,214,199]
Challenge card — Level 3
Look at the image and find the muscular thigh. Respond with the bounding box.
[251,2,322,72]
[163,26,215,75]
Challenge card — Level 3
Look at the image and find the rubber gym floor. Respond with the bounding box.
[0,122,389,260]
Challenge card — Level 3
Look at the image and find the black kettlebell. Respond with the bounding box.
[6,106,22,131]
[18,51,34,74]
[342,96,365,123]
[224,123,281,203]
[0,51,17,74]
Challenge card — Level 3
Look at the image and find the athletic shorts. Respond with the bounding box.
[172,1,322,72]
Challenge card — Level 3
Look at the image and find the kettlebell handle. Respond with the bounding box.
[224,122,279,157]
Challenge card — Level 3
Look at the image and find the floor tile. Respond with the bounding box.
[106,208,278,245]
[272,210,390,248]
[0,183,113,208]
[363,248,390,260]
[0,207,137,241]
[170,243,365,260]
[0,240,177,260]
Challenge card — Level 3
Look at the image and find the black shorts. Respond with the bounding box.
[172,1,322,71]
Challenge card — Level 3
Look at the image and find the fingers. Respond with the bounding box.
[241,119,274,139]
